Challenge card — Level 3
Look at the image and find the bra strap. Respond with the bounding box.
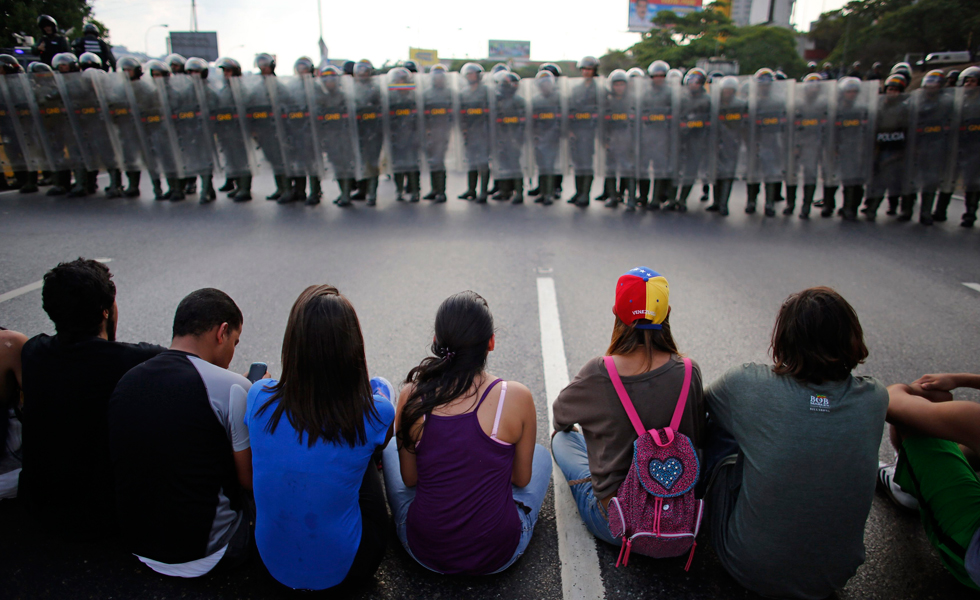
[475,378,504,409]
[491,381,509,439]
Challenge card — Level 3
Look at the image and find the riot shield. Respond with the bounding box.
[868,92,912,200]
[130,77,180,178]
[207,76,254,178]
[528,75,563,177]
[420,70,456,174]
[786,79,833,187]
[673,78,711,187]
[601,77,638,180]
[101,72,152,174]
[240,74,287,176]
[308,74,358,180]
[907,87,954,196]
[489,76,529,181]
[28,71,87,171]
[59,70,121,172]
[454,74,491,172]
[635,75,674,183]
[0,76,35,172]
[562,76,601,177]
[948,87,980,194]
[353,74,383,179]
[273,74,319,178]
[3,74,52,171]
[159,74,213,177]
[708,78,749,183]
[828,80,876,188]
[746,78,791,184]
[381,71,423,175]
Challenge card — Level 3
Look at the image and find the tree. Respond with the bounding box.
[2,0,108,48]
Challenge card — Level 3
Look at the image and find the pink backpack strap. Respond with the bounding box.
[670,358,693,433]
[605,356,693,447]
[604,356,646,437]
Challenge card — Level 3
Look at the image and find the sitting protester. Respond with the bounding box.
[108,288,253,577]
[19,258,164,538]
[704,287,888,599]
[383,291,552,575]
[552,268,705,548]
[0,327,28,499]
[247,285,394,591]
[879,373,980,591]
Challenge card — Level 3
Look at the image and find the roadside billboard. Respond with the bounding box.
[409,48,440,68]
[167,31,219,61]
[628,0,703,32]
[488,40,531,61]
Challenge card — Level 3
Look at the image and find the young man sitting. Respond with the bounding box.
[19,259,164,538]
[108,288,255,577]
[880,373,980,591]
[0,327,28,498]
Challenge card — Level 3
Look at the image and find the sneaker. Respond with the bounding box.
[877,462,919,511]
[370,376,396,405]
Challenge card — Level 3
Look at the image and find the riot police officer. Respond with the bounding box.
[42,54,85,196]
[34,15,71,66]
[864,75,911,220]
[183,57,218,203]
[566,56,600,206]
[275,56,318,204]
[352,59,383,206]
[421,64,453,203]
[72,23,116,71]
[602,69,636,208]
[69,52,119,197]
[905,69,954,225]
[832,77,872,221]
[457,62,491,203]
[109,56,152,197]
[310,65,358,207]
[0,55,35,192]
[528,70,561,205]
[636,60,672,210]
[937,67,980,226]
[392,60,421,201]
[166,54,186,75]
[144,59,185,201]
[490,70,526,204]
[669,67,711,212]
[866,62,883,81]
[706,76,748,216]
[211,57,250,198]
[385,66,423,203]
[530,62,563,202]
[746,68,789,216]
[246,53,292,201]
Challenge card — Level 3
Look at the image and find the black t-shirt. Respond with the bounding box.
[19,334,164,539]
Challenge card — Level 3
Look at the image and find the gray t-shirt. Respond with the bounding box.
[706,363,888,600]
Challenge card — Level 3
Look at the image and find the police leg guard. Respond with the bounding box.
[408,172,421,203]
[433,171,447,203]
[764,182,780,217]
[365,177,378,206]
[458,170,477,200]
[167,177,186,201]
[745,183,759,214]
[232,175,252,201]
[336,178,353,207]
[603,178,619,208]
[511,178,524,204]
[624,179,637,211]
[918,190,936,225]
[540,175,555,206]
[576,176,593,207]
[962,191,979,227]
[884,195,898,215]
[477,169,490,203]
[933,192,952,222]
[19,170,39,194]
[637,179,651,209]
[200,175,216,204]
[218,177,235,192]
[783,185,797,216]
[68,169,88,197]
[820,186,838,217]
[897,194,916,221]
[799,184,816,219]
[123,171,141,197]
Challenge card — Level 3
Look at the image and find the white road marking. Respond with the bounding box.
[537,277,605,600]
[964,283,980,294]
[0,258,113,304]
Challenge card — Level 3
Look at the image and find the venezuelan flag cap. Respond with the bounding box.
[614,267,669,330]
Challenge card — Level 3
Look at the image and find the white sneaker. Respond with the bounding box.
[877,462,920,511]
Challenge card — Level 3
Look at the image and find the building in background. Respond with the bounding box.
[167,32,219,61]
[727,0,795,28]
[488,40,531,62]
[409,48,440,68]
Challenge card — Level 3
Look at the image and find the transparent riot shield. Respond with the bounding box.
[308,73,358,181]
[907,86,955,197]
[673,78,711,188]
[0,76,34,172]
[381,70,423,175]
[828,80,876,189]
[746,78,791,184]
[947,87,980,195]
[129,76,181,179]
[207,76,254,178]
[868,91,913,200]
[454,73,491,172]
[786,79,833,188]
[240,74,288,177]
[601,77,638,181]
[272,74,319,178]
[353,74,383,179]
[100,72,151,174]
[3,74,51,171]
[58,70,119,173]
[420,71,456,174]
[562,76,602,178]
[529,75,563,178]
[159,73,213,178]
[29,71,87,172]
[635,75,675,183]
[708,77,749,183]
[489,76,529,181]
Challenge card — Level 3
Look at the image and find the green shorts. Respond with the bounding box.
[894,436,980,590]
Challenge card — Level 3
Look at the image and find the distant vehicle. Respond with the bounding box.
[915,51,972,69]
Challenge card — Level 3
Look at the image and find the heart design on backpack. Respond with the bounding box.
[648,457,684,490]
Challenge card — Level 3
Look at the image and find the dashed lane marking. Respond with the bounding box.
[537,277,605,600]
[0,258,112,304]
[964,283,980,294]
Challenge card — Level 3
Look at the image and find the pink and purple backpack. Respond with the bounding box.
[603,356,703,570]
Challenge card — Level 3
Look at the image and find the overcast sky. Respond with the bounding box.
[92,0,847,71]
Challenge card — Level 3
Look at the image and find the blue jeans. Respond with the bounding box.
[382,437,552,574]
[550,430,619,546]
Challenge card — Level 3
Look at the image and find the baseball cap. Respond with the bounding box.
[614,267,670,330]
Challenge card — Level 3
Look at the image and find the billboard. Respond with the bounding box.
[409,48,440,68]
[488,40,530,61]
[628,0,703,32]
[167,31,219,61]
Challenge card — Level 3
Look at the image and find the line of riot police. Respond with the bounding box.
[0,52,977,225]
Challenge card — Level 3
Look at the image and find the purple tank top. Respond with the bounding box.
[406,378,522,575]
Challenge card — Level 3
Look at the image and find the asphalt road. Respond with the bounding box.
[1,172,979,600]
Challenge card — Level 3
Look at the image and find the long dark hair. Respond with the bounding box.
[257,284,379,448]
[606,314,679,371]
[399,291,494,452]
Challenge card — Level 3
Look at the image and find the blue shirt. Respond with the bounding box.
[245,380,394,590]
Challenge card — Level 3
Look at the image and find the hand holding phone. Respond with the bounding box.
[247,362,268,383]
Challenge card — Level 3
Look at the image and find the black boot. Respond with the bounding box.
[745,183,759,214]
[184,176,197,194]
[279,177,304,203]
[897,194,916,222]
[700,183,710,202]
[232,175,252,201]
[841,186,860,221]
[650,179,670,211]
[151,176,165,200]
[306,177,321,205]
[167,177,186,201]
[919,190,936,225]
[476,169,490,203]
[886,195,899,216]
[933,192,952,222]
[820,186,838,217]
[490,179,511,202]
[603,178,619,208]
[351,179,367,200]
[576,176,593,207]
[105,170,123,198]
[637,179,651,209]
[799,184,815,219]
[336,178,353,207]
[764,183,780,217]
[68,169,88,197]
[596,181,610,201]
[962,191,979,227]
[267,175,285,200]
[19,170,39,194]
[864,196,883,221]
[459,170,477,200]
[487,179,499,196]
[540,175,554,206]
[424,171,438,200]
[555,175,563,199]
[123,171,141,197]
[200,175,217,203]
[394,172,406,201]
[86,170,99,194]
[408,171,421,202]
[218,177,236,192]
[783,185,797,216]
[710,179,732,216]
[667,184,691,212]
[433,171,447,203]
[511,178,524,204]
[365,177,378,206]
[46,171,70,196]
[0,174,9,190]
[623,179,637,211]
[529,178,541,197]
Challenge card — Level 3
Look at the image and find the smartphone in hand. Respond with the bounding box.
[247,362,268,383]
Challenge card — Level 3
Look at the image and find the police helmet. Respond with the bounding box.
[343,60,355,76]
[28,62,54,74]
[647,60,669,77]
[822,62,833,71]
[83,23,99,37]
[838,76,861,94]
[960,67,980,86]
[0,54,24,74]
[495,70,520,87]
[753,67,774,82]
[540,63,562,77]
[319,65,341,78]
[294,56,314,75]
[807,61,817,71]
[802,73,822,83]
[577,56,599,72]
[461,62,485,81]
[215,57,242,77]
[719,75,739,92]
[534,70,555,90]
[429,64,448,74]
[666,68,683,84]
[608,69,629,85]
[922,69,944,89]
[387,66,412,85]
[883,74,907,92]
[353,59,374,78]
[185,57,209,79]
[254,53,276,72]
[872,62,882,70]
[118,55,143,78]
[78,52,102,70]
[37,15,58,31]
[403,60,418,73]
[627,67,645,79]
[774,69,787,80]
[684,67,707,86]
[51,52,79,72]
[145,59,171,78]
[945,70,960,87]
[166,54,187,73]
[890,62,912,77]
[851,61,861,69]
[709,71,725,83]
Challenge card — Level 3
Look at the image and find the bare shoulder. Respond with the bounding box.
[397,382,416,415]
[504,380,535,408]
[0,330,28,355]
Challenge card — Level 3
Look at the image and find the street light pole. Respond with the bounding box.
[144,24,169,57]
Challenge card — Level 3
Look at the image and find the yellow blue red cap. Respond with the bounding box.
[614,267,670,330]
